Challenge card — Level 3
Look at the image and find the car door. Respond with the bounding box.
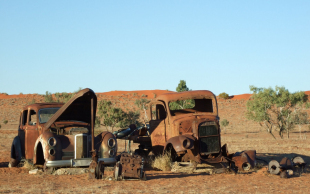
[18,110,28,157]
[149,102,168,150]
[24,109,39,159]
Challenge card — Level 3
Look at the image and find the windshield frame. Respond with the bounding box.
[168,98,215,117]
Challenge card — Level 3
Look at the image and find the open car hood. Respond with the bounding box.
[44,88,97,130]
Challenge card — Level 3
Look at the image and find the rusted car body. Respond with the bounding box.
[9,88,117,171]
[118,90,256,170]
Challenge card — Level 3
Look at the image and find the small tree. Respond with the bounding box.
[291,102,310,139]
[44,91,54,102]
[218,92,230,100]
[118,111,141,128]
[96,100,128,132]
[220,119,229,132]
[246,86,308,139]
[176,80,189,92]
[135,99,150,122]
[3,120,8,124]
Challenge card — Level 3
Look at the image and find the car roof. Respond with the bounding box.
[22,103,64,111]
[156,90,216,102]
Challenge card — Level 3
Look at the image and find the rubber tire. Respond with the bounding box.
[95,162,104,179]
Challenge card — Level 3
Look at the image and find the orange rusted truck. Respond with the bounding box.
[116,90,256,171]
[9,88,117,178]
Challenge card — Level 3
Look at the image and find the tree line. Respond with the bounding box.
[42,82,310,138]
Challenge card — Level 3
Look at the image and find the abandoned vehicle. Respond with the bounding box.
[9,88,117,174]
[115,90,256,171]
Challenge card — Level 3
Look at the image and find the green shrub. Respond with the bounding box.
[28,99,36,105]
[220,119,229,133]
[218,92,229,99]
[220,119,229,128]
[246,86,308,139]
[44,91,54,102]
[3,120,8,124]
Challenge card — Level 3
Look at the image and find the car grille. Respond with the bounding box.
[75,134,89,159]
[199,137,220,154]
[199,122,220,154]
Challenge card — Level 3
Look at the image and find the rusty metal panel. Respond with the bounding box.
[75,134,89,159]
[279,157,293,170]
[149,119,166,147]
[56,135,76,160]
[232,150,256,171]
[179,120,192,134]
[25,128,39,159]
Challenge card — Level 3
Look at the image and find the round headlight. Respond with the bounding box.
[49,148,56,156]
[182,138,191,149]
[48,137,57,147]
[109,149,115,157]
[107,138,116,148]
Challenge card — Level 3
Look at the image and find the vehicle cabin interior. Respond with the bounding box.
[169,98,214,116]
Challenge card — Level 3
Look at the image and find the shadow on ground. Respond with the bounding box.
[0,162,9,168]
[257,153,310,165]
[146,172,210,180]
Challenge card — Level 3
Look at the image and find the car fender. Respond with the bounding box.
[95,131,117,158]
[164,134,196,153]
[33,132,62,164]
[10,136,23,161]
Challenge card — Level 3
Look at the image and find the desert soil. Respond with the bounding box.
[1,129,310,194]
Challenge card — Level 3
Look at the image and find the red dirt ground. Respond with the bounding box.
[1,129,310,193]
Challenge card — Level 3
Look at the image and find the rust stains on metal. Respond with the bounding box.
[114,153,146,180]
[232,150,256,171]
[10,88,117,174]
[115,90,243,172]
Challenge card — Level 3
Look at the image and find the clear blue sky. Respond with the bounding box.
[1,1,309,95]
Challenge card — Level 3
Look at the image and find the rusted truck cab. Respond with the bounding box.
[9,89,117,171]
[132,90,228,165]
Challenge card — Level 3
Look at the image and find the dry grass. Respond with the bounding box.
[20,159,35,170]
[151,152,172,171]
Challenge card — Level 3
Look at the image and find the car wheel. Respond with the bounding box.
[95,161,104,179]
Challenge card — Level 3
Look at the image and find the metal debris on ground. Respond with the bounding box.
[231,150,256,171]
[268,156,306,178]
[114,153,146,181]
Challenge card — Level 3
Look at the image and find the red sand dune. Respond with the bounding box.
[97,90,173,99]
[0,94,37,99]
[230,94,252,100]
[1,90,309,100]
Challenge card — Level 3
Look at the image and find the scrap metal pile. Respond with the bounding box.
[268,156,306,178]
